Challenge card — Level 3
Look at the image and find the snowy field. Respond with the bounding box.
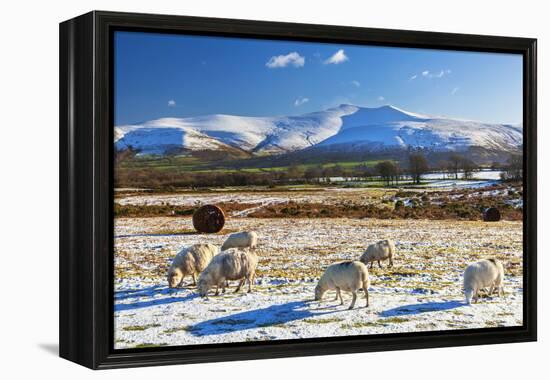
[114,214,523,349]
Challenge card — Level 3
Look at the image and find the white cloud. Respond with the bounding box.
[266,52,305,68]
[377,96,385,101]
[324,49,348,65]
[451,87,460,95]
[294,97,310,107]
[351,80,361,87]
[417,69,451,79]
[167,100,176,107]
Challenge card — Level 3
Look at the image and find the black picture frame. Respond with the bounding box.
[59,10,537,369]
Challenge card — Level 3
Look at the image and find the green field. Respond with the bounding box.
[117,154,391,175]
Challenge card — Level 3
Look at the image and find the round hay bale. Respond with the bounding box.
[192,204,226,233]
[483,207,501,222]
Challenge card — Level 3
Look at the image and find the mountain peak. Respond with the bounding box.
[379,104,404,112]
[331,104,425,118]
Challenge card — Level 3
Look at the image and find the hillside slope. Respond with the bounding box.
[115,105,522,156]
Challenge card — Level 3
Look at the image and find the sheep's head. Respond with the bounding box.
[359,253,369,265]
[197,278,209,297]
[167,268,183,288]
[314,285,324,301]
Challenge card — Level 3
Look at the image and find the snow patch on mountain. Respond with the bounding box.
[115,124,233,155]
[115,106,355,155]
[114,104,522,155]
[317,105,522,152]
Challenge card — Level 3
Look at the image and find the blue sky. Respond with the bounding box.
[114,31,523,125]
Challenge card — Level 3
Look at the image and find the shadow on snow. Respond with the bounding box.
[189,300,342,336]
[379,300,464,317]
[115,284,199,300]
[114,285,198,312]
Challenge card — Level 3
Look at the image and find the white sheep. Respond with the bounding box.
[314,261,370,309]
[167,243,220,288]
[463,258,505,304]
[197,248,258,297]
[221,231,258,251]
[359,239,395,269]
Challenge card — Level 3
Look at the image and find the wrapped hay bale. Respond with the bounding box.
[483,207,501,222]
[192,204,225,233]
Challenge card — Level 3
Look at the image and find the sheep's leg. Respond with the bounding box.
[472,288,479,303]
[363,286,369,307]
[334,288,343,305]
[247,275,254,293]
[214,286,219,296]
[389,257,394,268]
[369,262,374,269]
[191,273,196,286]
[235,279,244,293]
[488,285,494,296]
[378,260,382,269]
[349,291,357,310]
[248,273,255,293]
[499,286,504,297]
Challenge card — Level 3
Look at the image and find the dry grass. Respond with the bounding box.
[122,323,161,331]
[114,217,523,299]
[115,201,261,218]
[115,183,523,221]
[248,199,521,221]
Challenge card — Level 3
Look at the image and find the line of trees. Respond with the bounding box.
[375,161,400,186]
[500,154,523,181]
[438,153,477,180]
[372,152,430,185]
[374,152,482,186]
[117,148,523,189]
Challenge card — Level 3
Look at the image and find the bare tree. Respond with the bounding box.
[286,163,302,180]
[304,166,322,183]
[437,160,451,178]
[376,160,398,186]
[409,153,429,184]
[448,153,463,179]
[393,162,402,186]
[461,157,477,179]
[114,146,137,165]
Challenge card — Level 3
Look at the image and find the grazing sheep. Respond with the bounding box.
[314,261,370,309]
[360,239,395,269]
[197,248,258,297]
[167,243,220,288]
[221,231,258,251]
[463,258,505,304]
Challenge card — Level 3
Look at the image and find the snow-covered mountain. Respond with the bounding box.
[115,105,522,156]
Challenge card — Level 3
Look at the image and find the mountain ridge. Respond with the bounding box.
[115,104,522,157]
